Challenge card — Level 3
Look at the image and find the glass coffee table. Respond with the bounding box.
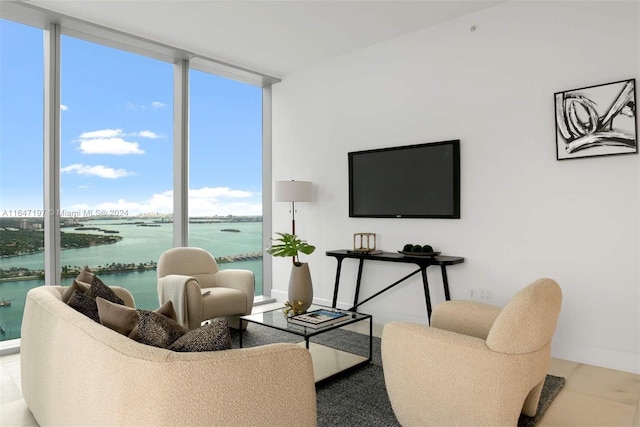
[239,304,372,383]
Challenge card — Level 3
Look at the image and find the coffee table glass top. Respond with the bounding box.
[241,304,371,338]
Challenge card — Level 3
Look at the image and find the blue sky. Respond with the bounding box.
[0,19,263,217]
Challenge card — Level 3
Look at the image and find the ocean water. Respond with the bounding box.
[0,220,263,341]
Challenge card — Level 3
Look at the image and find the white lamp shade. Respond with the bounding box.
[273,180,312,202]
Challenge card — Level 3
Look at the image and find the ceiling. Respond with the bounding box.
[23,0,502,79]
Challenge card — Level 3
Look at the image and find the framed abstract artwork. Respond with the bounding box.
[554,79,637,160]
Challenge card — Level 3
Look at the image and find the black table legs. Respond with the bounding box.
[441,265,451,300]
[330,255,453,323]
[331,257,345,308]
[420,266,433,321]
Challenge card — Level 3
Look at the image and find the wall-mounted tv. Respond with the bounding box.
[348,140,460,219]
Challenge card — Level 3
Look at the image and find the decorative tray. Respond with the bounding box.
[398,251,441,257]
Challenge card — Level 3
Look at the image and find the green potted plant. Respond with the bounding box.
[266,232,315,265]
[267,232,316,313]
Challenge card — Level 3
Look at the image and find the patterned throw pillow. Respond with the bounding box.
[64,273,124,323]
[169,319,231,352]
[61,279,91,303]
[137,310,188,349]
[67,289,100,322]
[87,275,124,305]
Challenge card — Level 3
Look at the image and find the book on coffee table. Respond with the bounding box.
[287,309,349,329]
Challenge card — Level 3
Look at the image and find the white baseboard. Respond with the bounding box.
[0,338,20,356]
[552,338,640,375]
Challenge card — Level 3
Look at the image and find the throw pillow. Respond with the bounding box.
[76,265,94,284]
[67,289,100,322]
[169,318,231,352]
[97,298,177,340]
[61,279,91,303]
[129,300,177,340]
[155,299,178,322]
[87,275,124,305]
[137,310,187,349]
[96,297,139,335]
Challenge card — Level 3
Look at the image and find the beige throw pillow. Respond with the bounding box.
[97,298,177,340]
[96,297,139,335]
[76,265,94,284]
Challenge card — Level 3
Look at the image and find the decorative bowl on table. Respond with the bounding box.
[399,243,440,257]
[398,250,441,257]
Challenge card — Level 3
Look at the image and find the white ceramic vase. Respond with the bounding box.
[289,262,313,313]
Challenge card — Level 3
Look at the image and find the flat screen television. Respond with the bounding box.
[348,140,460,219]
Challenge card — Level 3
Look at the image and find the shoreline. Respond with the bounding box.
[0,252,263,283]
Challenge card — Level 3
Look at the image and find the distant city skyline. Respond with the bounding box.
[0,18,263,217]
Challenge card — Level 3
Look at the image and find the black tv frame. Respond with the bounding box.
[348,140,460,219]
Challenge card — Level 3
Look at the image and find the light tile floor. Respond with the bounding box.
[1,303,639,426]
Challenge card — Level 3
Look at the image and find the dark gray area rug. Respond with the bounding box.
[231,325,564,427]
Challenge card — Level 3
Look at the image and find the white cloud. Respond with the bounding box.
[61,104,68,111]
[188,187,261,216]
[77,129,144,155]
[95,199,148,212]
[125,101,166,109]
[80,129,123,139]
[133,130,160,139]
[190,187,253,199]
[74,186,262,217]
[61,163,133,179]
[79,138,144,155]
[70,203,92,211]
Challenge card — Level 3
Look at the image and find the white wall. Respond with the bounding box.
[272,1,640,374]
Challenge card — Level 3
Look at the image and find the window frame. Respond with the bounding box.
[0,3,277,342]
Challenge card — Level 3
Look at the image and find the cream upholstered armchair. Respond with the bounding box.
[157,247,255,330]
[382,278,562,426]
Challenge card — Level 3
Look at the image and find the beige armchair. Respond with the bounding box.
[157,247,255,330]
[382,278,562,426]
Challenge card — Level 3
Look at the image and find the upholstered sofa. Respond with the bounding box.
[21,285,317,427]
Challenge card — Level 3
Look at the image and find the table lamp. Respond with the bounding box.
[273,180,312,236]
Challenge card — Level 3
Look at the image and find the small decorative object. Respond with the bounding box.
[283,300,305,316]
[266,232,316,313]
[353,232,376,252]
[555,78,637,160]
[287,262,313,313]
[399,243,441,257]
[287,309,348,329]
[351,233,383,254]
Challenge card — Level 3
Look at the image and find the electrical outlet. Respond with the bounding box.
[480,289,492,301]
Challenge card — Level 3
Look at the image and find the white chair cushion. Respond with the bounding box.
[201,287,247,319]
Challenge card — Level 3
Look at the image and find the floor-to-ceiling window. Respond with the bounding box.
[59,36,173,309]
[0,19,45,340]
[188,70,264,295]
[0,5,274,343]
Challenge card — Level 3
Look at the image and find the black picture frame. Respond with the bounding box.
[554,78,637,160]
